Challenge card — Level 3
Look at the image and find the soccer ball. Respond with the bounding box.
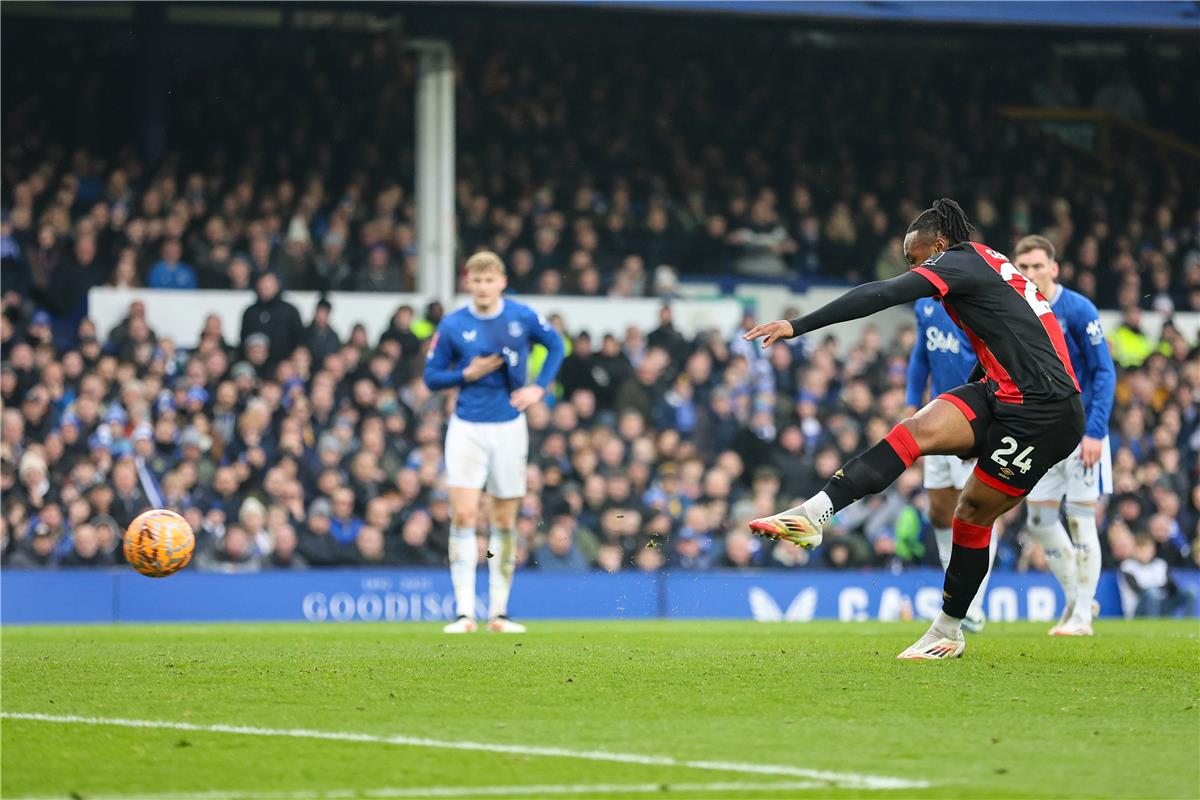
[123,509,195,578]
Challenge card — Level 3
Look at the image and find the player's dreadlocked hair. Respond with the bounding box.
[907,198,975,245]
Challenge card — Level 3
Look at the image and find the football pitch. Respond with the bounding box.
[2,621,1197,799]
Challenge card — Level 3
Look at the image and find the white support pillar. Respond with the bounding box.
[411,39,455,302]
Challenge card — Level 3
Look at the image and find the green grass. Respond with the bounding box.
[1,621,1197,799]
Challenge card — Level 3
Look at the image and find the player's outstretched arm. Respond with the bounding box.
[744,270,937,347]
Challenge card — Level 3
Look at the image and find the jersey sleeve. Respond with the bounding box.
[788,271,936,336]
[422,321,465,390]
[911,250,977,299]
[526,306,565,389]
[1070,297,1116,439]
[905,306,931,407]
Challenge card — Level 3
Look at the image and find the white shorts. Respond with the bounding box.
[924,455,974,491]
[1027,435,1112,504]
[444,414,529,499]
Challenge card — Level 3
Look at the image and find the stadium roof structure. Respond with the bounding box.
[566,0,1200,31]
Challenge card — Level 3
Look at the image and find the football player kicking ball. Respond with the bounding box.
[1013,235,1115,637]
[424,251,565,633]
[905,298,997,633]
[745,199,1084,660]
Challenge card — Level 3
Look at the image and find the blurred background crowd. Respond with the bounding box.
[2,11,1197,598]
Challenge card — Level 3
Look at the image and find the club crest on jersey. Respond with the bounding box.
[508,321,524,338]
[462,329,478,342]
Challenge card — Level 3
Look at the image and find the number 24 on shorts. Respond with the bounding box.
[991,436,1034,474]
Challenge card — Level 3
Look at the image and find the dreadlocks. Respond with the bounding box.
[907,198,975,246]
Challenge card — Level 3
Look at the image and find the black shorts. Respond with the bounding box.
[937,382,1085,497]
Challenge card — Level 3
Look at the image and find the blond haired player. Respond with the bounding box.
[424,252,564,633]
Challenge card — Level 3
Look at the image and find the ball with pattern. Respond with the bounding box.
[123,509,195,578]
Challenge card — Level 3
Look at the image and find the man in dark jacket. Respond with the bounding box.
[240,271,304,369]
[306,298,341,369]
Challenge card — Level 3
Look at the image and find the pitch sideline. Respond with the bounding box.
[1,710,930,791]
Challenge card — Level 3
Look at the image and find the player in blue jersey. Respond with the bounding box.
[906,298,997,633]
[1014,236,1116,636]
[424,251,565,633]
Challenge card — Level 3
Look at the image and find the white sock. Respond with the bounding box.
[966,532,1000,620]
[931,611,962,638]
[1027,506,1077,612]
[783,492,834,526]
[1067,504,1101,624]
[448,525,478,619]
[933,526,953,571]
[488,527,517,619]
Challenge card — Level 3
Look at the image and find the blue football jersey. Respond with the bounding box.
[423,299,565,423]
[906,297,976,406]
[1046,286,1115,440]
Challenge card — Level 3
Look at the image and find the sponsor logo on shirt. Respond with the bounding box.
[926,327,963,354]
[1086,318,1105,346]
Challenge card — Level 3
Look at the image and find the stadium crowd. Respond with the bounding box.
[1,21,1197,605]
[1,285,1197,586]
[2,25,1198,334]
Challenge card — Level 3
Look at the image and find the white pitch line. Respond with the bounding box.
[1,711,928,791]
[9,780,830,799]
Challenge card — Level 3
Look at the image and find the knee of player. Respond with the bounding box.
[953,494,990,525]
[1027,502,1061,529]
[451,509,477,528]
[1064,500,1095,520]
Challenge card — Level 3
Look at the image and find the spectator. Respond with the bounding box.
[306,299,341,368]
[534,520,587,570]
[239,271,304,369]
[329,487,364,546]
[1118,535,1196,618]
[147,239,197,290]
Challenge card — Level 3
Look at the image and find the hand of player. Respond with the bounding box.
[742,319,795,348]
[462,354,505,382]
[1080,436,1102,469]
[510,385,545,412]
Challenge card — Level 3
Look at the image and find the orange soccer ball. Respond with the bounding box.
[123,509,195,578]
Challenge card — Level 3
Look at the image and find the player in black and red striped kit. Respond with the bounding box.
[745,199,1084,660]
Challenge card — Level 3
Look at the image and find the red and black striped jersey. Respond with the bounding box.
[912,242,1079,405]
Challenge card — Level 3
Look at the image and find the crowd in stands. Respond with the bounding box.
[1,20,1197,601]
[2,24,1198,341]
[2,287,1197,586]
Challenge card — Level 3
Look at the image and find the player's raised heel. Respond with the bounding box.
[897,628,966,660]
[487,615,526,633]
[443,615,478,634]
[961,612,986,634]
[748,514,823,549]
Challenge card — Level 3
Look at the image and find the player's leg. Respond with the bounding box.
[952,456,997,633]
[924,461,959,570]
[1025,452,1077,633]
[751,384,988,548]
[898,476,1025,660]
[443,417,490,633]
[483,415,529,633]
[1059,436,1110,634]
[900,396,1085,659]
